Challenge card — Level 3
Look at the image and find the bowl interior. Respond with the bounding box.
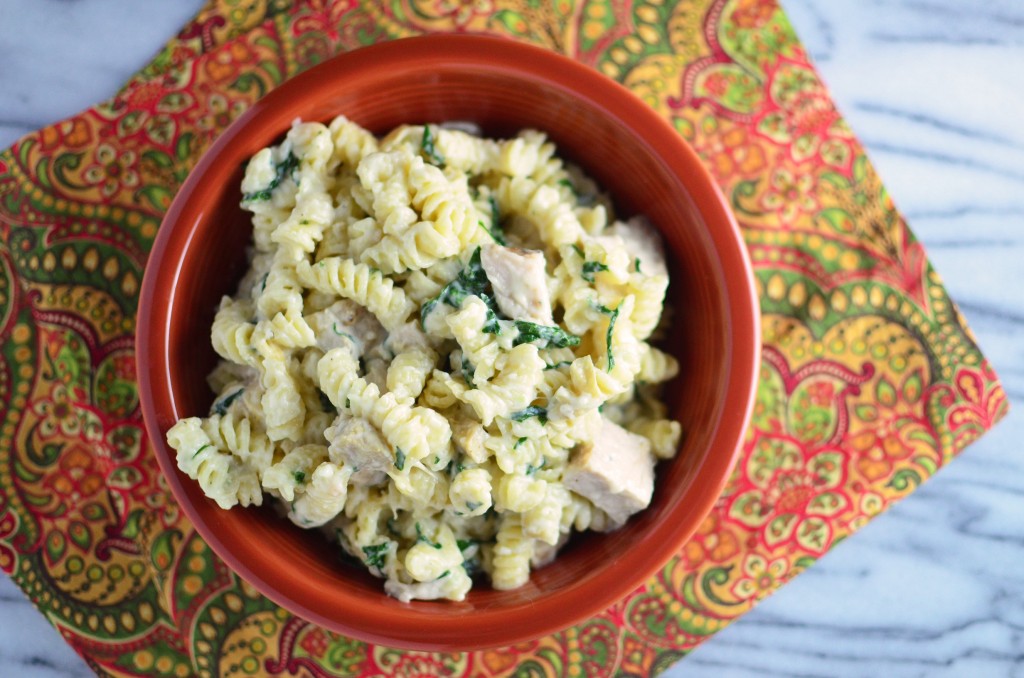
[140,36,757,651]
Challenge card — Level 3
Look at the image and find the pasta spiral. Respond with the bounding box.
[296,256,414,331]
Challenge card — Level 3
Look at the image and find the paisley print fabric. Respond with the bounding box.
[0,1,1006,675]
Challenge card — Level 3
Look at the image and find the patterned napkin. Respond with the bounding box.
[0,1,1007,675]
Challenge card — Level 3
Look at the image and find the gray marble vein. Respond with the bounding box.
[0,576,92,677]
[1,0,1022,676]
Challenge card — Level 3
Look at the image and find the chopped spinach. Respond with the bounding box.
[420,247,502,334]
[191,443,211,459]
[331,323,356,342]
[437,570,450,580]
[293,470,306,484]
[513,320,580,349]
[318,389,337,414]
[477,195,506,245]
[560,179,597,205]
[525,457,546,475]
[421,125,445,166]
[514,437,527,450]
[362,543,390,569]
[462,557,481,578]
[594,302,621,371]
[456,539,477,552]
[582,261,610,282]
[415,523,442,549]
[212,389,244,416]
[634,257,642,273]
[465,501,481,511]
[510,406,548,425]
[489,196,501,234]
[479,299,502,334]
[544,360,573,371]
[478,220,505,245]
[570,244,610,282]
[394,448,406,471]
[243,152,298,202]
[461,354,476,388]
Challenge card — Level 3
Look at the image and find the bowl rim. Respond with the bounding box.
[137,33,760,651]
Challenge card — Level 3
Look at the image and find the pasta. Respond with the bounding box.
[166,117,681,602]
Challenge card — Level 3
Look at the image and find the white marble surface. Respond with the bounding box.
[1,0,1022,675]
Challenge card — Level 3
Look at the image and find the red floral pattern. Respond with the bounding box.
[0,0,1006,676]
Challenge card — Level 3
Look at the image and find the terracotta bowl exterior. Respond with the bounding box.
[138,34,759,651]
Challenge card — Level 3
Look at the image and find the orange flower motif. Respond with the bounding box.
[732,0,777,29]
[39,118,93,151]
[203,41,255,83]
[45,445,106,505]
[847,369,937,485]
[481,642,533,674]
[619,635,656,676]
[692,117,768,181]
[849,423,906,482]
[682,511,740,568]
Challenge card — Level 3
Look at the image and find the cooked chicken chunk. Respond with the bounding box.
[306,300,385,355]
[326,415,391,485]
[384,566,472,603]
[385,320,433,354]
[610,216,667,277]
[451,418,489,464]
[530,532,570,568]
[563,418,655,524]
[480,244,553,324]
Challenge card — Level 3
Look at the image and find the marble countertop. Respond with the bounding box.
[1,0,1022,675]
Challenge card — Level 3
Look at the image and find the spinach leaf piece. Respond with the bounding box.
[243,152,298,202]
[594,302,621,371]
[510,406,548,425]
[362,543,390,569]
[212,389,244,416]
[415,523,443,549]
[420,247,503,334]
[512,320,581,349]
[421,125,445,166]
[582,261,610,282]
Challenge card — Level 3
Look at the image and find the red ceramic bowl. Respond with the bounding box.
[138,34,759,651]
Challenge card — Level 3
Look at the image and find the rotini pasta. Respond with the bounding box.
[167,118,680,602]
